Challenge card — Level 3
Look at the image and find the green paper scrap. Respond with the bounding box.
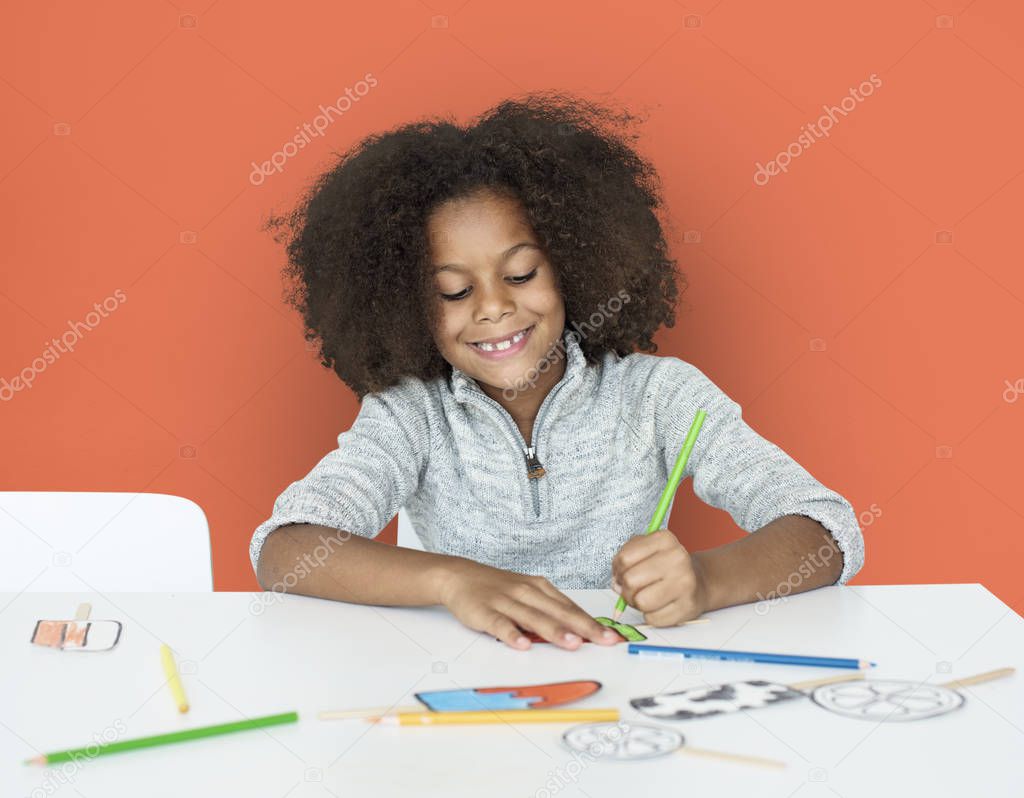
[593,616,647,642]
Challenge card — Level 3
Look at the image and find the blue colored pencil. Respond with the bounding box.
[627,643,874,670]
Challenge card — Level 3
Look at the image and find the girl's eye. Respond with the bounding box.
[508,267,538,284]
[439,267,538,301]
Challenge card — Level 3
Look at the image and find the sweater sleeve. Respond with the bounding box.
[249,380,430,576]
[649,357,864,584]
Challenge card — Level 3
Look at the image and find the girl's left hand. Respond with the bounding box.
[611,529,709,626]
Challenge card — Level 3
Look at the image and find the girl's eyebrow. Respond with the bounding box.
[434,242,540,274]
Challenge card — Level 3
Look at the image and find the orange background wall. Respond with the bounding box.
[3,1,1022,612]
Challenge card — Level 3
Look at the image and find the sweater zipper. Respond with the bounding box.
[524,445,545,517]
[467,379,571,519]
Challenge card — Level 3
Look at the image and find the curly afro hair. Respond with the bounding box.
[264,90,683,400]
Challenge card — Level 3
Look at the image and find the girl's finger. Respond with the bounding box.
[531,577,578,608]
[535,584,616,642]
[632,578,675,614]
[644,598,698,628]
[518,592,619,646]
[485,613,532,649]
[617,553,667,597]
[615,558,659,608]
[613,529,674,572]
[501,600,583,649]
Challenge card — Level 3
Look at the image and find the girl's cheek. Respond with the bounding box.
[441,313,466,348]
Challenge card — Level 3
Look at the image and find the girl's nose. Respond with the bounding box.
[473,281,516,324]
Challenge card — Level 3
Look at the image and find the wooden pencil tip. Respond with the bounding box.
[24,755,45,766]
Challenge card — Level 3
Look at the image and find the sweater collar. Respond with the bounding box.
[449,328,588,405]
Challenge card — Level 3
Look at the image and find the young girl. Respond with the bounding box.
[252,92,864,651]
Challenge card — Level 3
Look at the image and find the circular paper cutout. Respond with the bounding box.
[811,680,964,722]
[562,721,683,761]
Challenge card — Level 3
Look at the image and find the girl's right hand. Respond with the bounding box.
[436,559,622,650]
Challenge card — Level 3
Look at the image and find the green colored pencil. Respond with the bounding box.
[612,409,707,620]
[25,712,298,766]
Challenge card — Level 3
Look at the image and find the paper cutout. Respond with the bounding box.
[31,619,122,652]
[631,680,804,720]
[593,617,647,642]
[415,680,601,712]
[811,680,965,722]
[564,721,788,769]
[514,618,647,644]
[563,721,682,761]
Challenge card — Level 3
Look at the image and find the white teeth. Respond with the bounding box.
[474,327,529,352]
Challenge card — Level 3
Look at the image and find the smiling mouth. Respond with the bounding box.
[468,325,534,352]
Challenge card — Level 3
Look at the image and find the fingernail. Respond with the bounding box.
[601,629,618,640]
[563,632,581,644]
[515,636,530,648]
[611,581,621,593]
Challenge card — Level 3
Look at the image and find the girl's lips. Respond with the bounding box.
[467,325,534,360]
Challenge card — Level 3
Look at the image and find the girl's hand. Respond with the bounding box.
[437,559,622,650]
[611,529,708,626]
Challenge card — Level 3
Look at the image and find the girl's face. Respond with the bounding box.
[426,190,566,400]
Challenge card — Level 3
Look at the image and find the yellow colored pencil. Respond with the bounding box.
[369,708,619,726]
[160,644,190,713]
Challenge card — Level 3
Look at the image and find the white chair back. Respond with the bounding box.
[0,492,212,592]
[396,509,425,551]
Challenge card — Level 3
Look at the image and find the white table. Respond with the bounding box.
[2,585,1022,797]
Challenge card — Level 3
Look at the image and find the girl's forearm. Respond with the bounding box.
[692,514,844,612]
[255,523,470,606]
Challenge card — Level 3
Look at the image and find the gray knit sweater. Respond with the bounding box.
[250,329,864,588]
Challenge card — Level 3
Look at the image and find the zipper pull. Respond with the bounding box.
[524,446,546,479]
